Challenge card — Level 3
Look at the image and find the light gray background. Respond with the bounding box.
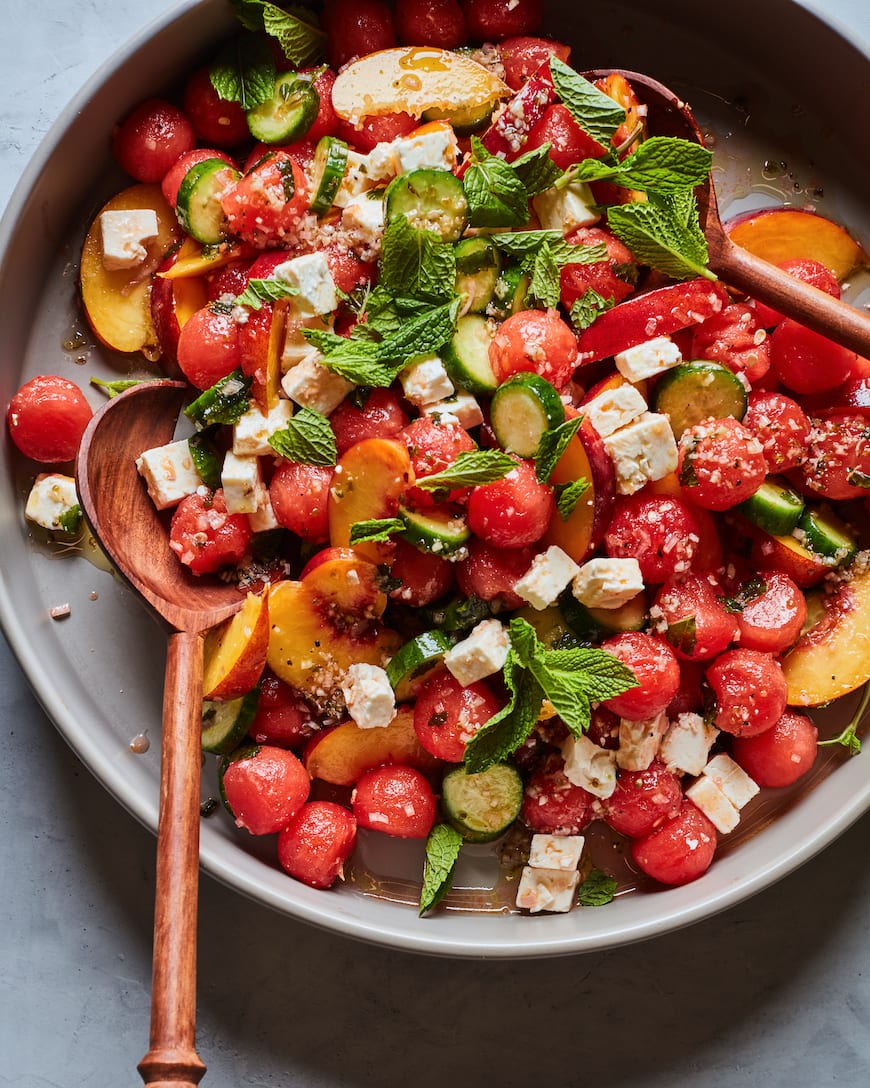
[3,2,870,1085]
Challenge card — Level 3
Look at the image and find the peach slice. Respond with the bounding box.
[80,183,181,355]
[543,416,615,563]
[328,437,413,564]
[304,706,440,786]
[240,298,287,413]
[202,591,270,701]
[783,565,870,706]
[726,208,867,280]
[150,237,208,376]
[157,242,247,280]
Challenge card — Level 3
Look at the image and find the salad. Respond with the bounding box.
[6,0,870,917]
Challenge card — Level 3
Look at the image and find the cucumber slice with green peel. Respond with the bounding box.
[490,372,565,458]
[422,99,495,135]
[455,236,501,313]
[442,314,498,394]
[738,477,805,536]
[489,264,530,318]
[246,72,320,144]
[558,591,605,643]
[386,630,454,702]
[442,763,524,843]
[385,168,469,242]
[514,604,579,649]
[587,591,649,633]
[399,504,471,556]
[176,158,240,244]
[652,361,748,438]
[309,135,349,215]
[201,689,260,755]
[797,506,858,564]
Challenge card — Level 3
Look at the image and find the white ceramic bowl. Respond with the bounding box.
[2,0,869,957]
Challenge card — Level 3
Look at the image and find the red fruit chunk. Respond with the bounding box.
[352,764,437,839]
[796,412,870,500]
[604,493,700,583]
[753,258,840,328]
[463,0,544,41]
[601,632,680,721]
[169,490,253,575]
[183,67,249,147]
[478,67,556,159]
[770,318,856,394]
[7,375,92,463]
[560,226,636,309]
[277,801,357,888]
[456,538,537,609]
[467,458,554,548]
[222,745,310,835]
[631,800,717,885]
[705,648,788,738]
[112,98,196,183]
[523,103,607,169]
[301,67,339,143]
[270,461,333,544]
[742,391,810,473]
[733,571,807,655]
[401,416,476,508]
[335,111,417,152]
[331,387,409,458]
[690,303,771,383]
[413,670,501,762]
[176,305,241,390]
[220,153,309,248]
[520,754,596,835]
[394,0,468,49]
[388,539,455,607]
[322,0,397,68]
[731,709,818,788]
[249,669,319,749]
[489,308,579,387]
[499,36,571,90]
[678,416,768,511]
[655,573,737,662]
[605,760,682,838]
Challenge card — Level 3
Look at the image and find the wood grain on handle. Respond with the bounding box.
[138,629,207,1088]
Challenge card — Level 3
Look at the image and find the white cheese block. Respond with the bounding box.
[616,711,669,772]
[341,192,386,245]
[281,355,355,416]
[392,126,459,173]
[581,383,647,438]
[99,208,159,271]
[516,865,580,913]
[685,775,739,834]
[702,753,760,810]
[341,663,396,729]
[601,412,679,495]
[248,492,281,533]
[233,400,294,456]
[614,336,682,382]
[528,834,585,872]
[561,733,618,799]
[24,473,78,531]
[659,713,719,777]
[399,354,455,407]
[515,545,581,611]
[572,557,644,610]
[532,182,600,233]
[443,619,510,687]
[420,391,484,430]
[221,452,264,515]
[136,439,204,510]
[273,252,338,316]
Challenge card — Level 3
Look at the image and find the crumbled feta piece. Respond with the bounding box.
[366,142,401,181]
[248,492,280,533]
[420,391,484,430]
[617,711,668,772]
[660,712,719,777]
[562,733,618,799]
[685,775,739,834]
[99,208,159,271]
[602,412,679,495]
[443,619,510,687]
[24,473,78,531]
[399,354,455,406]
[341,663,396,729]
[528,834,585,872]
[273,252,338,316]
[136,439,204,510]
[515,545,581,610]
[702,753,760,810]
[581,383,648,438]
[233,400,294,456]
[333,149,378,207]
[221,452,264,515]
[532,182,600,233]
[614,336,682,382]
[341,192,385,245]
[393,126,458,174]
[516,865,580,913]
[281,354,355,415]
[572,557,644,610]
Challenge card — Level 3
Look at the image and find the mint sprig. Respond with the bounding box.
[185,370,252,429]
[210,34,276,110]
[535,416,583,483]
[555,477,590,519]
[818,682,870,757]
[568,136,713,195]
[230,0,325,67]
[415,450,515,492]
[419,823,464,915]
[349,517,405,545]
[491,231,607,265]
[90,376,161,399]
[548,57,626,148]
[234,278,298,311]
[569,289,615,332]
[511,143,565,196]
[578,869,618,907]
[463,138,530,228]
[380,214,457,303]
[607,189,714,282]
[269,406,337,466]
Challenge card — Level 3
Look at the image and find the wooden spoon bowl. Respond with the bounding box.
[76,380,246,1087]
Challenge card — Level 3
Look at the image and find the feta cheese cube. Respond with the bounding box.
[24,473,78,531]
[443,619,510,687]
[99,208,159,271]
[341,192,385,246]
[248,492,281,533]
[233,400,294,456]
[528,834,585,872]
[532,182,600,233]
[602,412,679,495]
[516,865,580,913]
[572,557,644,610]
[333,149,378,207]
[515,545,581,610]
[614,336,682,383]
[274,252,338,316]
[420,391,484,430]
[581,383,648,438]
[399,354,455,406]
[365,142,401,181]
[685,774,739,834]
[341,663,396,729]
[281,354,354,415]
[136,439,204,510]
[660,713,719,777]
[562,733,618,799]
[393,126,458,174]
[702,753,760,810]
[221,452,264,514]
[617,711,668,772]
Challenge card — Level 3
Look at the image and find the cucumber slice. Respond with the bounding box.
[442,763,523,843]
[309,135,349,216]
[587,591,649,633]
[514,604,579,649]
[176,158,240,244]
[385,168,469,242]
[455,236,501,313]
[490,372,565,458]
[653,361,747,438]
[399,504,471,556]
[489,264,530,318]
[187,431,222,490]
[442,314,498,394]
[246,72,320,144]
[422,99,495,135]
[797,506,858,564]
[385,630,453,702]
[738,476,805,536]
[201,688,260,755]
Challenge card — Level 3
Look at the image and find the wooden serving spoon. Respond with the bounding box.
[586,68,870,359]
[76,379,246,1088]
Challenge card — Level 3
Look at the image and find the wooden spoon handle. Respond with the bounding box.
[709,234,870,358]
[138,629,207,1088]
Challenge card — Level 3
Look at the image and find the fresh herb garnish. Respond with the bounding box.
[349,517,405,545]
[847,468,870,489]
[421,593,492,635]
[230,0,325,67]
[463,138,530,228]
[666,616,697,656]
[578,869,618,907]
[188,432,223,490]
[569,288,616,331]
[209,34,276,110]
[415,449,516,492]
[380,213,457,303]
[57,504,83,535]
[527,242,562,308]
[548,57,626,147]
[535,416,583,483]
[721,577,767,614]
[510,142,565,196]
[607,189,714,282]
[819,682,870,756]
[269,406,337,466]
[554,477,590,519]
[490,230,607,265]
[234,277,298,310]
[185,369,252,429]
[419,823,464,915]
[90,377,160,399]
[567,136,713,195]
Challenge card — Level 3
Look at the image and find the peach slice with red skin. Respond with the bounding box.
[203,591,270,701]
[542,415,615,563]
[328,437,413,564]
[150,236,208,376]
[725,208,867,281]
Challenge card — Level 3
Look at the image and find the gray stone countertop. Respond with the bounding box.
[2,2,870,1085]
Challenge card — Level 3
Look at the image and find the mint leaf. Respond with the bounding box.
[302,330,399,387]
[847,468,870,489]
[378,299,459,365]
[464,138,530,228]
[570,136,713,195]
[188,432,222,490]
[528,242,561,308]
[464,652,544,773]
[210,34,276,110]
[491,230,607,266]
[234,278,298,311]
[57,504,83,534]
[380,214,457,303]
[419,823,464,915]
[569,289,615,332]
[415,450,515,492]
[349,517,405,545]
[230,0,326,67]
[666,616,697,656]
[269,406,337,466]
[607,190,714,281]
[818,682,869,757]
[185,370,252,429]
[535,416,583,483]
[90,376,160,399]
[511,143,564,196]
[549,57,625,147]
[555,477,590,519]
[578,869,618,907]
